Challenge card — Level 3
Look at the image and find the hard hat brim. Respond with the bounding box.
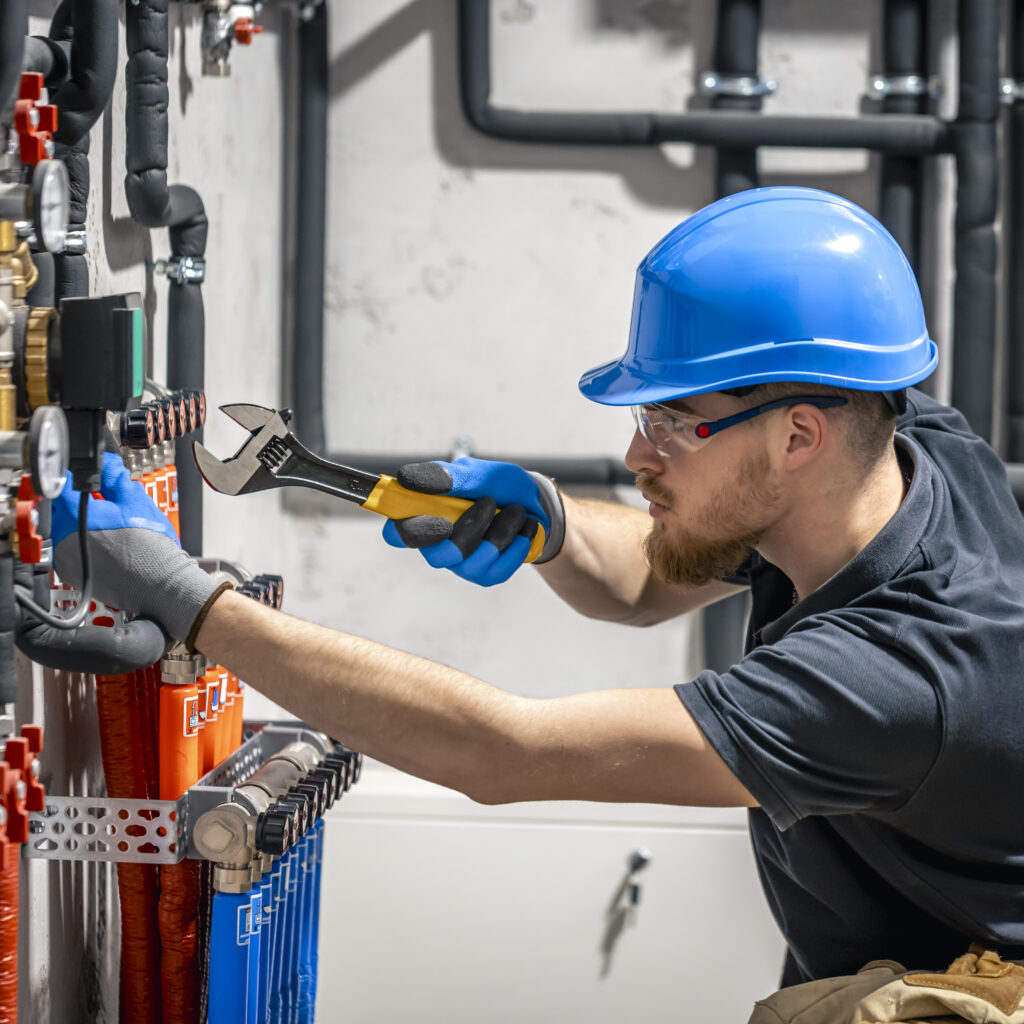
[578,336,939,407]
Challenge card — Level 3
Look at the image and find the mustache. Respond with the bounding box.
[635,471,674,509]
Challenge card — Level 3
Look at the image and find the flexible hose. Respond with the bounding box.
[0,851,18,1024]
[159,860,201,1024]
[96,670,162,1023]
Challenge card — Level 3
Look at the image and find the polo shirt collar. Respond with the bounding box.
[758,434,932,646]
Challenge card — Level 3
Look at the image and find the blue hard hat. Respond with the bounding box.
[579,187,938,406]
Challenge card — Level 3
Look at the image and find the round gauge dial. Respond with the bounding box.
[31,160,70,255]
[28,406,70,499]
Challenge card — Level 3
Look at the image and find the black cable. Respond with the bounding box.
[15,490,93,630]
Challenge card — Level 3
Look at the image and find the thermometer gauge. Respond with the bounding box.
[31,160,70,255]
[28,406,70,500]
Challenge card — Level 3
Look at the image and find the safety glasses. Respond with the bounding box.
[632,395,849,456]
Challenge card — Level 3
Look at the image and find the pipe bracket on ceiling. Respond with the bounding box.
[867,74,943,100]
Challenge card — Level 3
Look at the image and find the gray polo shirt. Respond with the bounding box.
[676,389,1024,983]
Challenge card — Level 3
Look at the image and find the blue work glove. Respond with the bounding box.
[382,457,565,587]
[52,452,224,643]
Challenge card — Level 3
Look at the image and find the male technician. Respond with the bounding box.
[52,187,1024,984]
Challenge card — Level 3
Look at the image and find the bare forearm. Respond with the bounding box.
[537,494,742,624]
[194,590,528,800]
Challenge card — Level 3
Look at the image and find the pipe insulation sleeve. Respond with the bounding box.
[96,672,162,1022]
[20,37,71,86]
[879,0,927,274]
[0,556,15,707]
[125,0,208,555]
[0,854,17,1024]
[950,0,1001,442]
[0,0,27,114]
[456,0,951,153]
[292,2,329,452]
[710,0,762,197]
[1008,0,1024,459]
[48,0,119,146]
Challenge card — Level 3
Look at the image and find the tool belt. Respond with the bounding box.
[748,945,1024,1024]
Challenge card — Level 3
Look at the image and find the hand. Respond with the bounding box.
[52,452,224,643]
[382,458,565,586]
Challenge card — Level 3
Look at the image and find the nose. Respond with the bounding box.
[625,428,665,475]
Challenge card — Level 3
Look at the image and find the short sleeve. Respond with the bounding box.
[675,613,942,831]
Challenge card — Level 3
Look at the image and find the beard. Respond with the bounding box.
[638,448,781,588]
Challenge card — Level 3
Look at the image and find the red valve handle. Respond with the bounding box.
[13,73,57,166]
[234,17,264,45]
[15,476,43,565]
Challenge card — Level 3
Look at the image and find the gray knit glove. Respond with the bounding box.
[52,453,225,644]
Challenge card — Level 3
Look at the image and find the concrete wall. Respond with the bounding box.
[17,0,960,1019]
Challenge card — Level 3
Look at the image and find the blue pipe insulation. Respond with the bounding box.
[308,820,326,1023]
[208,889,254,1024]
[257,869,275,1024]
[268,849,293,1024]
[247,887,263,1024]
[296,833,316,1022]
[282,840,303,1023]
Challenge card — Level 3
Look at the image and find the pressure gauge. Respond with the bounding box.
[28,406,70,499]
[31,160,69,255]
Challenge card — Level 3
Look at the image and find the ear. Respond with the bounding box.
[778,404,829,470]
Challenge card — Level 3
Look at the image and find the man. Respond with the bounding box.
[51,187,1024,985]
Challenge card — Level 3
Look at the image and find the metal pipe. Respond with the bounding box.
[950,0,1001,442]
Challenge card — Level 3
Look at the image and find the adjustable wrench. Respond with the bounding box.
[192,404,547,562]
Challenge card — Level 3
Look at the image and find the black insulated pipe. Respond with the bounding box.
[15,563,166,674]
[1008,0,1024,460]
[703,0,762,673]
[291,1,328,453]
[0,556,15,706]
[456,0,952,154]
[710,0,762,197]
[21,37,71,87]
[950,0,1000,443]
[878,0,927,274]
[0,0,27,113]
[125,0,208,556]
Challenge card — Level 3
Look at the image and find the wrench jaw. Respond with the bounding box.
[192,440,275,496]
[191,403,294,496]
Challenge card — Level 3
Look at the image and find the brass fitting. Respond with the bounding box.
[0,227,38,302]
[24,307,55,411]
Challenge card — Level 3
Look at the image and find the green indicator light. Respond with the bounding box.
[132,308,144,397]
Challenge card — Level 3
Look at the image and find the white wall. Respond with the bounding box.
[17,0,960,1019]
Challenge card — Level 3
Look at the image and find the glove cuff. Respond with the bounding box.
[529,472,566,564]
[185,580,235,653]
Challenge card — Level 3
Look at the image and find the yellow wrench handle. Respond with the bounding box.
[361,475,547,564]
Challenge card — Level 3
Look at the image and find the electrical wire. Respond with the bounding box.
[15,490,93,630]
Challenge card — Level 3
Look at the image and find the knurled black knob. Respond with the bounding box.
[295,781,324,819]
[321,756,351,792]
[121,407,155,450]
[188,389,206,427]
[276,797,308,836]
[144,402,168,443]
[255,809,291,856]
[307,768,338,808]
[253,574,284,609]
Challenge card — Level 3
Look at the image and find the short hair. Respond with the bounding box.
[720,382,897,470]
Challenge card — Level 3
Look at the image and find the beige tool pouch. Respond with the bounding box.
[748,946,1024,1024]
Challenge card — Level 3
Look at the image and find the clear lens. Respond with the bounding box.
[631,404,705,455]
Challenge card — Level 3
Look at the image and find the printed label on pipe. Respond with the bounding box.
[237,904,251,946]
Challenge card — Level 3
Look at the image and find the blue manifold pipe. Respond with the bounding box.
[257,866,276,1023]
[269,848,294,1024]
[247,887,263,1024]
[309,820,325,1022]
[209,889,256,1024]
[297,832,316,1022]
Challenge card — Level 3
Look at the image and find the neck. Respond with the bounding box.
[757,446,908,603]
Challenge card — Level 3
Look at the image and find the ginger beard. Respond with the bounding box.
[638,446,783,588]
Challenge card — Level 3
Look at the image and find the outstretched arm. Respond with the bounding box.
[536,493,747,626]
[195,589,756,809]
